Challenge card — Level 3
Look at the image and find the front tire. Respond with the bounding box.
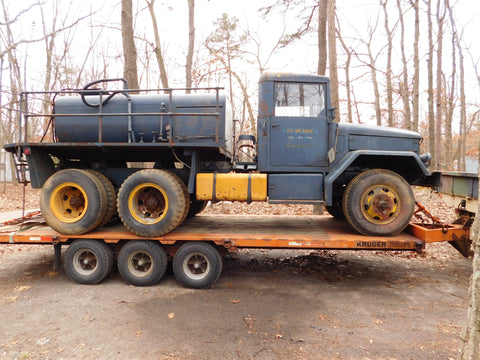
[64,240,114,284]
[117,169,189,237]
[342,169,415,236]
[173,242,223,289]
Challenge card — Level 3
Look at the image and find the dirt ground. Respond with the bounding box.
[0,184,474,360]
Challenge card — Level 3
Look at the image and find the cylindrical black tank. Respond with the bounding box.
[54,92,232,152]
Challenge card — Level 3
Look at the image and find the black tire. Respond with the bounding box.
[40,169,107,235]
[86,170,117,227]
[117,241,168,286]
[117,169,189,237]
[342,169,415,236]
[173,242,223,289]
[186,198,208,219]
[326,196,345,219]
[64,240,114,284]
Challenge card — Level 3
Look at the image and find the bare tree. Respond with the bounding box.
[427,0,435,166]
[457,32,467,171]
[145,0,169,88]
[380,0,394,127]
[458,181,480,359]
[327,0,339,114]
[185,0,195,92]
[317,0,328,75]
[434,0,446,168]
[121,0,139,89]
[336,16,353,123]
[396,0,412,130]
[410,0,420,132]
[354,13,383,126]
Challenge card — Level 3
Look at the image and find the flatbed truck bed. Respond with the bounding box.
[0,214,472,288]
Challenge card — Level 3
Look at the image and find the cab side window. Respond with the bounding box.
[274,83,326,117]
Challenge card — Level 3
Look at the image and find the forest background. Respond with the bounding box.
[0,0,479,173]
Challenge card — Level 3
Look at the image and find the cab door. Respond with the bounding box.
[269,82,329,168]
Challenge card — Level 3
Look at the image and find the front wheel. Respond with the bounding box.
[173,242,223,289]
[342,169,415,236]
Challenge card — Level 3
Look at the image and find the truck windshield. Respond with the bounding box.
[274,82,325,117]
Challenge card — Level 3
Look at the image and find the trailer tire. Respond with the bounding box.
[117,241,168,286]
[117,169,189,237]
[342,169,415,236]
[173,242,222,289]
[64,240,114,284]
[86,170,117,227]
[40,169,107,235]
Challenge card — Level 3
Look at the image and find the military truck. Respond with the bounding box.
[4,73,433,239]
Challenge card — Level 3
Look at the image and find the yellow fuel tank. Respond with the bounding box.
[196,173,267,202]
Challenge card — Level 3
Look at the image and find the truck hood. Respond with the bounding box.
[338,123,423,153]
[341,123,423,140]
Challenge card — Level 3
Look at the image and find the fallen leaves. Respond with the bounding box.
[13,285,31,292]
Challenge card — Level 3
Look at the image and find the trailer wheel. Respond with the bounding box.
[173,242,223,289]
[64,240,114,284]
[342,169,415,236]
[117,169,189,237]
[40,169,107,234]
[117,241,168,286]
[86,170,117,227]
[186,199,208,219]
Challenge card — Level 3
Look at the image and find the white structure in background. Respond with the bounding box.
[466,157,479,173]
[0,149,13,183]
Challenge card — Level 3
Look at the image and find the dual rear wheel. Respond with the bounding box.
[41,169,196,237]
[40,169,110,235]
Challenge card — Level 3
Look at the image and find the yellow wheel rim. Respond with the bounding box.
[360,184,400,225]
[50,182,88,223]
[128,183,169,225]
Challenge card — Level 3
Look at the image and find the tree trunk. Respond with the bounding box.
[427,0,435,167]
[185,0,195,93]
[327,0,338,116]
[146,0,169,88]
[411,0,420,132]
[458,37,467,171]
[367,46,382,126]
[381,0,394,127]
[444,0,455,169]
[435,0,445,169]
[121,0,139,90]
[458,173,480,359]
[397,0,411,130]
[317,0,328,75]
[336,19,352,123]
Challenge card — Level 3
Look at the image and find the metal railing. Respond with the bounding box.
[18,78,224,145]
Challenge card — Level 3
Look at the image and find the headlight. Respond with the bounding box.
[419,153,432,167]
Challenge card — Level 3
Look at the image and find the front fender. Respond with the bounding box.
[324,150,431,205]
